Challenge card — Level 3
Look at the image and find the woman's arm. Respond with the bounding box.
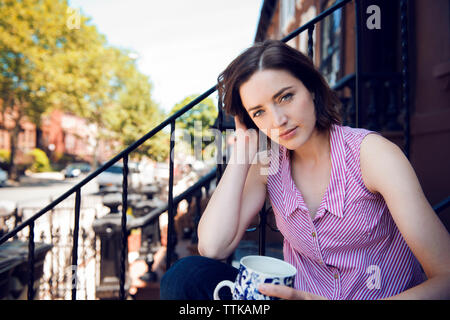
[360,134,450,299]
[197,117,267,260]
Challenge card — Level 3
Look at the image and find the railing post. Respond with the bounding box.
[120,155,129,300]
[308,25,315,61]
[258,206,267,256]
[166,120,177,270]
[400,0,410,158]
[217,98,224,182]
[71,189,81,300]
[13,205,20,240]
[354,0,362,128]
[27,221,35,300]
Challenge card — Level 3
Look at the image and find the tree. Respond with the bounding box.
[0,0,106,179]
[170,95,218,156]
[102,49,169,162]
[0,0,166,177]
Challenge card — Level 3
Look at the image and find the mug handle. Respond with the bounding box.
[213,280,234,300]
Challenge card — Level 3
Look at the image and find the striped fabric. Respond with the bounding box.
[267,124,425,300]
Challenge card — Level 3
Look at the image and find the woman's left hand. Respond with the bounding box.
[258,283,327,300]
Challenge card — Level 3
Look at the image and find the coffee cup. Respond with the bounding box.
[213,255,296,300]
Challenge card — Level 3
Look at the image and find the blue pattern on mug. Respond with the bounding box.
[213,255,297,300]
[232,258,296,300]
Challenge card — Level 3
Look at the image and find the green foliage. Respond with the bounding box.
[27,148,51,172]
[101,48,169,161]
[0,0,167,173]
[0,0,103,121]
[170,95,218,151]
[0,149,10,163]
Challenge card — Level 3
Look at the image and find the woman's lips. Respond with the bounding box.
[279,127,298,139]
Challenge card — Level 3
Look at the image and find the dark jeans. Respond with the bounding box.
[160,255,239,300]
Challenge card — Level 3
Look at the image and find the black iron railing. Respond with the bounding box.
[0,0,413,300]
[126,168,217,269]
[0,86,216,300]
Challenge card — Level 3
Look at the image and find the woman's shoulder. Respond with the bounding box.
[338,125,378,143]
[359,132,405,193]
[335,125,381,156]
[359,132,405,162]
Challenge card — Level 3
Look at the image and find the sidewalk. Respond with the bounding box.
[2,171,66,189]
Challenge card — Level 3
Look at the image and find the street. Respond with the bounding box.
[0,173,106,241]
[0,173,100,208]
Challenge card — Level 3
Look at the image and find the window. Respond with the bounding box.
[280,0,296,34]
[319,0,343,86]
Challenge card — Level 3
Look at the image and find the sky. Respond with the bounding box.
[68,0,263,113]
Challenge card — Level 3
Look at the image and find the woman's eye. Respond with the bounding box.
[280,93,293,102]
[253,110,263,117]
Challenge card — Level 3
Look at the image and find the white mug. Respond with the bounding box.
[213,255,296,300]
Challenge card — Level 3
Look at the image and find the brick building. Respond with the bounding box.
[0,108,116,167]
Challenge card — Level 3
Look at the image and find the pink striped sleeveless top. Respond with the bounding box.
[267,124,425,299]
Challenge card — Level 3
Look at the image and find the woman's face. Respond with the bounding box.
[239,69,317,150]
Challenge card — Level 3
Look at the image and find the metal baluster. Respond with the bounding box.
[166,120,176,270]
[53,227,61,298]
[13,206,19,240]
[258,205,267,256]
[120,155,129,300]
[354,0,362,128]
[27,221,35,300]
[81,228,89,300]
[217,97,224,182]
[71,189,81,300]
[48,200,54,298]
[308,25,315,61]
[400,0,410,158]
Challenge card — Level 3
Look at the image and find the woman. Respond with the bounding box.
[160,40,450,300]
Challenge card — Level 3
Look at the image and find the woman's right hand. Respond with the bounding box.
[232,115,259,165]
[198,115,267,259]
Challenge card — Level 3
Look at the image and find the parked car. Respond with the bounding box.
[96,162,143,192]
[0,168,7,186]
[64,162,91,178]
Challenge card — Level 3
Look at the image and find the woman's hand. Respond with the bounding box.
[258,284,328,300]
[231,115,259,165]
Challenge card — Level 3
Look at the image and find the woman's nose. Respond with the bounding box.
[271,107,288,128]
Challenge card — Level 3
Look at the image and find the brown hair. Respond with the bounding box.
[217,39,341,132]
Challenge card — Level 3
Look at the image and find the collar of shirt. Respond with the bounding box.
[280,125,346,219]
